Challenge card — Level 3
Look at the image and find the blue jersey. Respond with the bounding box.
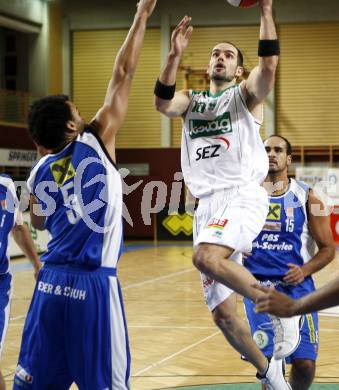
[27,129,123,269]
[244,179,316,295]
[16,129,130,388]
[0,175,18,274]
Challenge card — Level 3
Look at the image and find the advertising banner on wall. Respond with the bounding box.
[0,148,37,167]
[156,207,193,241]
[295,167,328,188]
[296,167,339,199]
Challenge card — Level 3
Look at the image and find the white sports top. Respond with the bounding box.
[181,83,269,198]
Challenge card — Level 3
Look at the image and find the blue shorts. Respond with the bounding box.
[244,293,319,363]
[0,272,12,359]
[14,264,130,390]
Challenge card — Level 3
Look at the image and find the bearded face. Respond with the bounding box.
[207,43,243,85]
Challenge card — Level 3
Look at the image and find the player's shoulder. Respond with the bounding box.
[291,178,310,193]
[31,152,56,175]
[26,148,62,192]
[0,173,14,183]
[0,174,15,189]
[290,178,311,206]
[76,127,119,172]
[76,127,107,156]
[77,127,99,144]
[0,174,16,198]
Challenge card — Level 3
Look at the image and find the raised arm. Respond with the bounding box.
[92,0,157,156]
[242,0,279,113]
[154,16,193,117]
[283,190,335,285]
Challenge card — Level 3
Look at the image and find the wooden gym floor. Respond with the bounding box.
[3,242,339,389]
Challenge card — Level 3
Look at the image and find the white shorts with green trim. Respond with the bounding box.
[193,181,269,311]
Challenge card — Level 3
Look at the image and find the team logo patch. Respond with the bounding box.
[189,112,232,139]
[212,230,223,239]
[208,102,217,111]
[263,221,282,232]
[50,156,76,187]
[207,218,228,230]
[15,365,33,384]
[253,330,269,349]
[267,203,281,220]
[202,276,214,289]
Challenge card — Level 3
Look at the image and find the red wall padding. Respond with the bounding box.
[118,148,183,239]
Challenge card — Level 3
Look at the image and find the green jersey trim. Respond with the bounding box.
[191,84,239,98]
[208,84,238,98]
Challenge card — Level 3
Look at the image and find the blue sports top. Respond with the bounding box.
[244,179,316,295]
[0,174,19,274]
[27,129,123,268]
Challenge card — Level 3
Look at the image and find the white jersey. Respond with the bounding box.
[181,83,269,198]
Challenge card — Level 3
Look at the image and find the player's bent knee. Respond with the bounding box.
[192,245,215,273]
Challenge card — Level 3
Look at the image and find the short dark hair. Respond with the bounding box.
[27,94,72,149]
[235,46,244,67]
[224,41,244,67]
[266,135,292,156]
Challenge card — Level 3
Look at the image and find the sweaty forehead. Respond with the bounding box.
[212,43,237,54]
[264,137,287,149]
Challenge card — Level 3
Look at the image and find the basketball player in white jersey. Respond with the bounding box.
[155,0,298,388]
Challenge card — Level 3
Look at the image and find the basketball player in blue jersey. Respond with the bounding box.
[0,174,41,390]
[243,135,335,390]
[155,0,299,388]
[13,1,156,389]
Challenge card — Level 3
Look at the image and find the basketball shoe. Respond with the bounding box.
[256,356,291,390]
[270,315,303,359]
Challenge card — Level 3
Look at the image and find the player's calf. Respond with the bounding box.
[0,370,5,390]
[290,359,315,390]
[213,301,237,331]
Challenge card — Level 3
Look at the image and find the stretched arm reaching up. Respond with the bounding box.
[154,16,193,118]
[242,0,279,117]
[91,0,157,161]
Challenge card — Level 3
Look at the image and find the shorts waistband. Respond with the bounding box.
[258,279,288,287]
[198,186,240,204]
[43,263,117,276]
[197,181,263,202]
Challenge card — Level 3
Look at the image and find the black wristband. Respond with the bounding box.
[258,39,280,57]
[154,79,176,100]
